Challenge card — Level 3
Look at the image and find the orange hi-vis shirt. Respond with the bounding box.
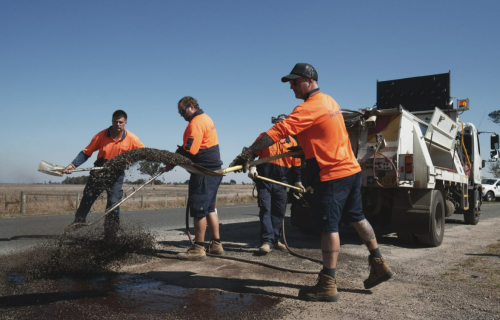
[254,133,301,169]
[179,110,222,168]
[266,90,360,182]
[83,127,144,161]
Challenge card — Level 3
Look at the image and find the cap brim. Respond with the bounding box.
[281,74,301,82]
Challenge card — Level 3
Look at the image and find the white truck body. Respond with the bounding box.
[290,72,499,247]
[343,73,491,246]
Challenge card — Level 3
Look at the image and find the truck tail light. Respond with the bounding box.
[405,156,413,173]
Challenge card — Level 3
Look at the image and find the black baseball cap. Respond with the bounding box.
[281,63,318,82]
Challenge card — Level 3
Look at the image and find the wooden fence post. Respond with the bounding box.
[165,194,168,208]
[5,194,8,210]
[141,194,145,209]
[21,191,26,214]
[236,193,239,204]
[185,195,188,206]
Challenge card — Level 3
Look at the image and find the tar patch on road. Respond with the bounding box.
[0,224,284,320]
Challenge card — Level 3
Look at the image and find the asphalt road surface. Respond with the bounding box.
[1,202,499,255]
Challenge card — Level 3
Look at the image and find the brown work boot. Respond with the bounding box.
[259,243,272,254]
[177,244,206,261]
[364,256,394,289]
[299,272,340,302]
[208,240,224,255]
[274,241,287,251]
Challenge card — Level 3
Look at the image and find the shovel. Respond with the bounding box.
[64,170,165,233]
[39,160,223,177]
[215,151,303,175]
[178,164,224,176]
[38,160,103,177]
[255,175,304,192]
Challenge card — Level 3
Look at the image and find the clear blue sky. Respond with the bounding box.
[1,0,499,184]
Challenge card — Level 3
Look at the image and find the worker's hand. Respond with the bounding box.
[229,147,254,173]
[287,146,304,157]
[295,182,306,194]
[305,186,314,194]
[247,167,257,180]
[165,164,175,172]
[63,163,75,174]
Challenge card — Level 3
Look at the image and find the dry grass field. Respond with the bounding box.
[0,184,255,217]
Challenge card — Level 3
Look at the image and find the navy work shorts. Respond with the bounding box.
[188,172,223,218]
[312,171,365,233]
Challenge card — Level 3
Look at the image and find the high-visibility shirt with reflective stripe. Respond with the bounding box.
[254,133,301,169]
[254,133,301,184]
[83,127,144,161]
[266,91,360,182]
[179,110,222,169]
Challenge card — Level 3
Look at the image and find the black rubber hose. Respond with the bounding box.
[183,198,320,274]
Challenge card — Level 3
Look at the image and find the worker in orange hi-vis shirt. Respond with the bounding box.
[63,110,144,238]
[248,114,303,255]
[230,63,393,302]
[165,96,224,261]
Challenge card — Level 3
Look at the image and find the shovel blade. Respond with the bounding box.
[38,160,65,177]
[179,164,224,176]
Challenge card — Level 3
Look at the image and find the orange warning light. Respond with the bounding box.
[458,98,469,108]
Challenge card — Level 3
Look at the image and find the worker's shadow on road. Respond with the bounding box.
[145,270,371,300]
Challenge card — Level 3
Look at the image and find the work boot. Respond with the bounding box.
[259,243,272,254]
[298,272,340,302]
[364,256,394,289]
[208,240,224,255]
[65,221,86,232]
[177,244,207,261]
[274,241,286,251]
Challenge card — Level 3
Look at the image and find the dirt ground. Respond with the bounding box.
[121,212,500,320]
[1,207,499,319]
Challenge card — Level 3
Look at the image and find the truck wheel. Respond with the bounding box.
[464,188,480,225]
[418,190,445,247]
[484,191,494,202]
[397,232,419,245]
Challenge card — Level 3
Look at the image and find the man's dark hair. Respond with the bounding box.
[112,110,128,120]
[178,96,200,110]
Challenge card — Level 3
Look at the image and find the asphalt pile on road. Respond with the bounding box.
[0,224,157,282]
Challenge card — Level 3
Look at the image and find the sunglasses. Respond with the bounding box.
[289,77,304,86]
[178,105,190,116]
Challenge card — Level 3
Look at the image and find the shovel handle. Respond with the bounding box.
[69,167,103,173]
[255,175,302,191]
[217,151,303,174]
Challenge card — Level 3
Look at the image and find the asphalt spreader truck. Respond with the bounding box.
[291,72,499,247]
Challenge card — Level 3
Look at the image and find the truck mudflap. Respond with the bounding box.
[391,189,433,234]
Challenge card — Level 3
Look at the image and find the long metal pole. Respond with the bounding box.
[65,171,165,231]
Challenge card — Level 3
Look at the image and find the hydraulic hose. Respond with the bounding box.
[183,199,321,274]
[372,140,398,188]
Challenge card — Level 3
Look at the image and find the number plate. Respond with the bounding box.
[379,176,396,186]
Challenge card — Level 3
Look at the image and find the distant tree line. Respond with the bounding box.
[61,176,90,184]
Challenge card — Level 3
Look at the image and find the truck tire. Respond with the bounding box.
[397,232,419,245]
[418,190,445,247]
[484,191,494,202]
[464,188,480,225]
